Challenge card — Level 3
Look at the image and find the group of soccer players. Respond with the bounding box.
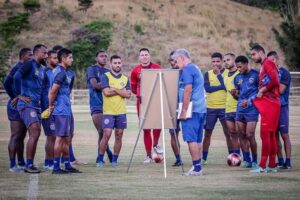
[4,43,292,175]
[199,44,292,173]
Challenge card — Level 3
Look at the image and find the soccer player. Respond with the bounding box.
[202,52,232,164]
[13,44,48,173]
[48,48,80,174]
[97,55,131,167]
[250,44,280,173]
[41,50,58,170]
[267,51,292,169]
[86,50,113,166]
[168,51,183,167]
[173,49,206,176]
[223,53,240,156]
[3,48,33,172]
[130,48,162,163]
[233,55,259,168]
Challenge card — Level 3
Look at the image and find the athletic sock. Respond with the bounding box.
[252,154,258,163]
[98,154,104,162]
[245,152,251,163]
[285,158,291,167]
[9,158,16,168]
[233,150,240,155]
[106,146,112,158]
[18,158,25,166]
[69,144,76,162]
[112,155,119,163]
[175,154,181,162]
[193,160,201,172]
[63,157,72,169]
[202,151,208,161]
[26,159,33,168]
[44,159,49,167]
[48,159,54,167]
[53,157,60,171]
[278,158,284,165]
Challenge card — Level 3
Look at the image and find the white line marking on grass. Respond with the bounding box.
[27,174,39,200]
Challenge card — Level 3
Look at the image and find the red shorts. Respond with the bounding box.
[253,97,280,132]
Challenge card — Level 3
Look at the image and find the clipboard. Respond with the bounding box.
[177,101,193,119]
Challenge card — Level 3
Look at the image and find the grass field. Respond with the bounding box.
[0,105,300,199]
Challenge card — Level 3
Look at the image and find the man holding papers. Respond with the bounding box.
[173,49,206,176]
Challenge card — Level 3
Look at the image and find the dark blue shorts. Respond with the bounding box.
[102,114,127,129]
[181,113,206,143]
[53,115,72,137]
[18,107,41,128]
[225,112,236,122]
[205,108,225,130]
[236,113,259,123]
[7,106,22,121]
[42,116,55,136]
[169,120,181,134]
[278,105,289,134]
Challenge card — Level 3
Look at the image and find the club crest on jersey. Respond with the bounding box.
[249,77,254,83]
[238,79,243,85]
[67,76,72,84]
[120,82,125,87]
[30,111,37,118]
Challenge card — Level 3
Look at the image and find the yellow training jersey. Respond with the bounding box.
[224,70,239,113]
[206,69,228,109]
[102,72,129,115]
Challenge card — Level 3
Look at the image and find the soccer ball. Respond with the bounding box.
[152,153,164,163]
[227,153,242,167]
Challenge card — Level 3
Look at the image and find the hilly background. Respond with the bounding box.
[0,0,284,87]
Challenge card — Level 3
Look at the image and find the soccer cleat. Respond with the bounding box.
[9,166,24,173]
[201,159,207,165]
[183,166,203,176]
[280,164,291,169]
[241,161,252,168]
[143,156,153,164]
[251,162,258,169]
[250,167,266,173]
[111,162,118,167]
[65,167,82,173]
[24,165,41,174]
[172,160,183,167]
[266,167,278,173]
[276,162,284,168]
[96,161,105,168]
[153,145,163,154]
[17,165,26,171]
[52,168,69,174]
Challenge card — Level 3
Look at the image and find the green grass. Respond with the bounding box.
[0,106,300,199]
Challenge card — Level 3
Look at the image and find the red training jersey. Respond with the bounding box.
[130,62,161,97]
[259,58,280,101]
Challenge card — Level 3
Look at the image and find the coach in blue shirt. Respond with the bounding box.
[173,49,206,176]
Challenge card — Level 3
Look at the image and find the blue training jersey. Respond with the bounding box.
[86,65,110,113]
[234,69,259,114]
[178,62,206,113]
[41,67,54,111]
[278,67,291,106]
[52,65,74,116]
[14,59,45,111]
[3,62,23,111]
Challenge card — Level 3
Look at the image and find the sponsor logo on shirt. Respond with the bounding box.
[30,111,37,118]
